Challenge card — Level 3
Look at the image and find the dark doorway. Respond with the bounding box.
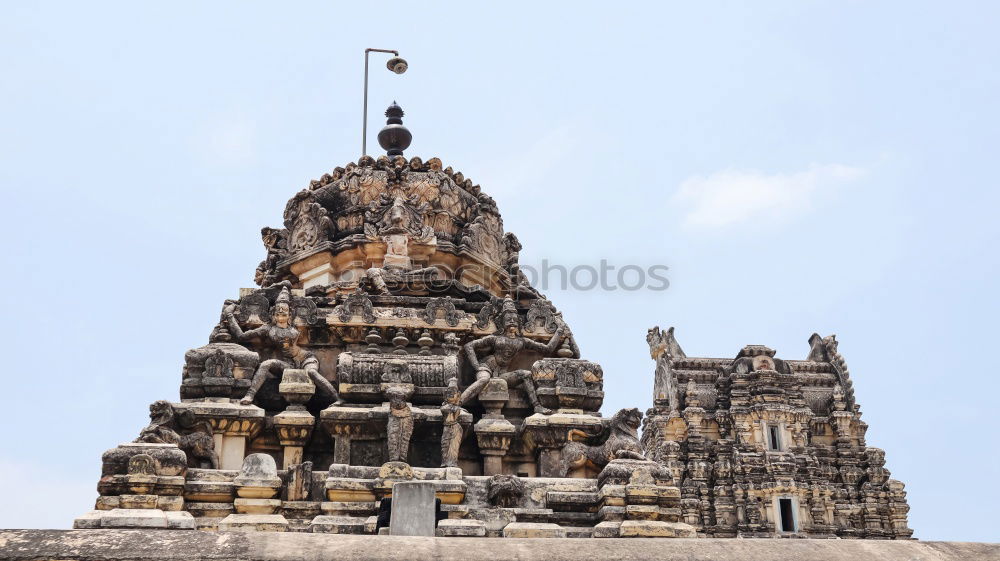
[778,498,795,532]
[768,425,781,451]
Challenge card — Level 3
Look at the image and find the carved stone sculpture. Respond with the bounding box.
[134,400,219,469]
[360,193,440,295]
[440,378,463,468]
[254,227,289,287]
[559,407,645,476]
[386,386,414,463]
[460,298,564,415]
[225,284,341,406]
[486,474,525,508]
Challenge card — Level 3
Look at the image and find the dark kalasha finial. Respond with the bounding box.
[377,101,412,157]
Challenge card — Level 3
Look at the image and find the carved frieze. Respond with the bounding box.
[337,352,458,388]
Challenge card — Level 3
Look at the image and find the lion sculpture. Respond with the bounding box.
[487,473,525,508]
[559,407,645,477]
[135,400,219,469]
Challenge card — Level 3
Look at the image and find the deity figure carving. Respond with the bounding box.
[386,386,414,463]
[135,400,219,469]
[363,195,439,295]
[460,298,564,415]
[440,378,463,467]
[225,284,342,406]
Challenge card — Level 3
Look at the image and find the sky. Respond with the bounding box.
[1,1,998,542]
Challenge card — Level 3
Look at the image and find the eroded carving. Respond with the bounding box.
[226,285,341,406]
[561,408,645,476]
[134,400,219,469]
[461,298,565,415]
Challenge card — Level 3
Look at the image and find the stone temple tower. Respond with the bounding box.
[72,104,911,539]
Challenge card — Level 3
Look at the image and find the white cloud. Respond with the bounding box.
[673,163,865,230]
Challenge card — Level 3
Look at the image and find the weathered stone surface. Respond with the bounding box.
[218,513,289,532]
[564,526,594,538]
[101,443,187,477]
[436,519,486,537]
[309,515,368,534]
[234,454,281,494]
[618,520,696,538]
[8,530,995,561]
[502,522,566,538]
[185,502,234,518]
[320,501,377,516]
[389,481,436,536]
[82,509,195,530]
[234,498,282,515]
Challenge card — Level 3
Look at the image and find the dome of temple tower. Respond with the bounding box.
[256,152,515,297]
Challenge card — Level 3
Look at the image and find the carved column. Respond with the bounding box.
[523,412,602,477]
[178,402,264,471]
[273,369,316,469]
[474,378,515,476]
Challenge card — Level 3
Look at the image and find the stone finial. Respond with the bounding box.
[377,101,412,157]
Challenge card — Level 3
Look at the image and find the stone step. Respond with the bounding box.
[310,515,369,534]
[436,519,486,537]
[217,513,289,532]
[502,522,566,538]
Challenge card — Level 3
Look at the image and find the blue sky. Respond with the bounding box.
[1,2,998,542]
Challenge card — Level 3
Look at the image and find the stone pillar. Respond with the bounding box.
[274,412,314,468]
[474,378,514,476]
[523,412,603,478]
[179,401,264,471]
[320,405,379,468]
[333,434,352,465]
[273,369,316,469]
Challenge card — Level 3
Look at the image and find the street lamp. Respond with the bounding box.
[362,48,407,156]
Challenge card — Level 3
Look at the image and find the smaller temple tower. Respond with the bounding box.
[641,327,912,538]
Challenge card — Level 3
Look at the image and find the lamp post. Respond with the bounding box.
[362,48,407,156]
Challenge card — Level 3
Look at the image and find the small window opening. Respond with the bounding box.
[767,425,781,451]
[517,472,529,478]
[778,498,795,532]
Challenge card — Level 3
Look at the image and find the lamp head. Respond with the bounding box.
[386,56,408,74]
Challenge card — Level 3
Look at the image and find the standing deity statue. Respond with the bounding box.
[440,378,463,467]
[225,285,342,406]
[461,298,564,415]
[385,385,414,463]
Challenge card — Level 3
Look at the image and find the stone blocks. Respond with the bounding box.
[436,519,486,537]
[502,522,566,538]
